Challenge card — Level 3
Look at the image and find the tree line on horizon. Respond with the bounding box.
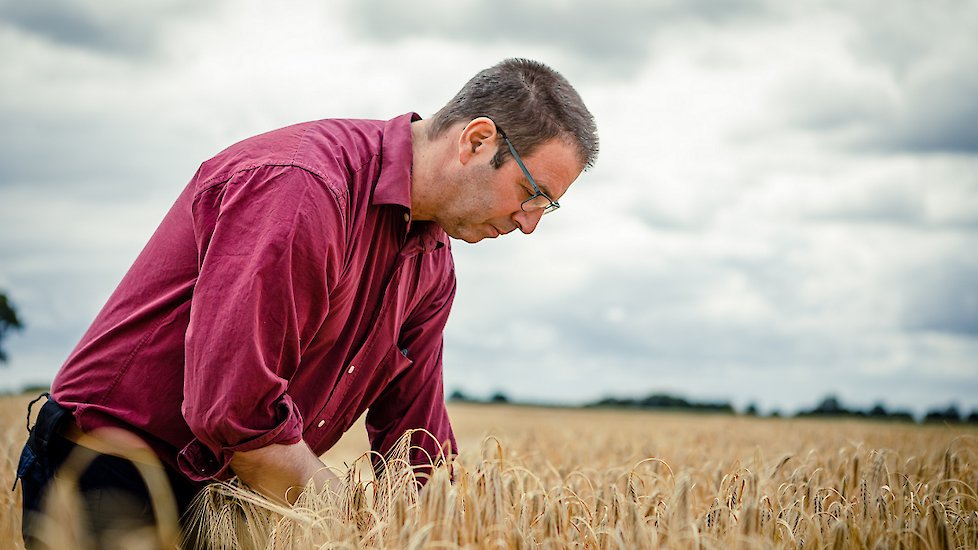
[448,390,978,424]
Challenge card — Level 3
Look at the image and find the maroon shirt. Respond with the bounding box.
[52,113,458,483]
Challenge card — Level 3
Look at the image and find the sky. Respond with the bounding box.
[1,0,976,417]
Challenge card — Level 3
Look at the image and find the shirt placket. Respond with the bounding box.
[304,236,421,450]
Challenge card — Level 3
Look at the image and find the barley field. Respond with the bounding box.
[2,390,977,549]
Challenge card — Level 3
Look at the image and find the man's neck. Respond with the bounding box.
[409,118,447,223]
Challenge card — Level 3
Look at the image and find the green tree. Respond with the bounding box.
[0,291,23,364]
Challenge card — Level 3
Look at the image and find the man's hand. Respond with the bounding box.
[230,441,342,505]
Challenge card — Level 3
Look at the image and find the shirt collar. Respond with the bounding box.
[374,112,420,209]
[375,112,449,251]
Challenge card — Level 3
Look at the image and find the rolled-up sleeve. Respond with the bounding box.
[365,264,457,474]
[178,165,342,481]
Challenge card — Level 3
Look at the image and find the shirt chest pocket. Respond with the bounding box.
[354,342,414,410]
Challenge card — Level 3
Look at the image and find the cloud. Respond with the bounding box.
[0,0,208,57]
[0,111,154,190]
[629,200,718,232]
[801,177,925,226]
[337,0,772,78]
[844,0,975,76]
[902,263,978,336]
[772,0,978,154]
[882,75,978,154]
[782,69,978,155]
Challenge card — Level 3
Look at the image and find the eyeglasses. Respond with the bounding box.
[498,130,560,215]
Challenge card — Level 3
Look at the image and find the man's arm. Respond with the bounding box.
[230,442,341,505]
[180,166,345,483]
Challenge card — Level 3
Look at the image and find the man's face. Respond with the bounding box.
[437,137,582,244]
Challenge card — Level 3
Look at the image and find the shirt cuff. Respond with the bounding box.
[177,397,303,482]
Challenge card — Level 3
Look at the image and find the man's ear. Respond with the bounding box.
[457,117,499,165]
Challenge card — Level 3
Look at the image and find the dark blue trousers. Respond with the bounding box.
[16,396,202,549]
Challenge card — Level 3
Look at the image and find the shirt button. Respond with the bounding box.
[403,213,410,222]
[348,365,355,374]
[317,420,325,428]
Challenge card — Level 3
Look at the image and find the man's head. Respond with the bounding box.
[411,59,598,243]
[427,58,599,172]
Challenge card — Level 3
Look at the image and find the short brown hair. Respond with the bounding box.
[428,59,599,171]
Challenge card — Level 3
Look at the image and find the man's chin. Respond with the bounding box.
[445,225,493,244]
[444,230,485,244]
[453,235,486,244]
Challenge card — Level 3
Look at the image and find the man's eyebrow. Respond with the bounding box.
[523,174,555,199]
[538,182,556,199]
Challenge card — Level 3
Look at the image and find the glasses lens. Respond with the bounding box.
[522,195,549,212]
[522,195,559,214]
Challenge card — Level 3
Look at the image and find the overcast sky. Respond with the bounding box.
[1,0,976,417]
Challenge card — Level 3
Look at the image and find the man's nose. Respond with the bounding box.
[515,208,544,234]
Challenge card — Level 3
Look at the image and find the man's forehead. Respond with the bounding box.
[522,141,583,198]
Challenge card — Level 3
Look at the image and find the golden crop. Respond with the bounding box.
[3,393,977,549]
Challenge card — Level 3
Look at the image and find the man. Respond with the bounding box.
[17,58,598,545]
